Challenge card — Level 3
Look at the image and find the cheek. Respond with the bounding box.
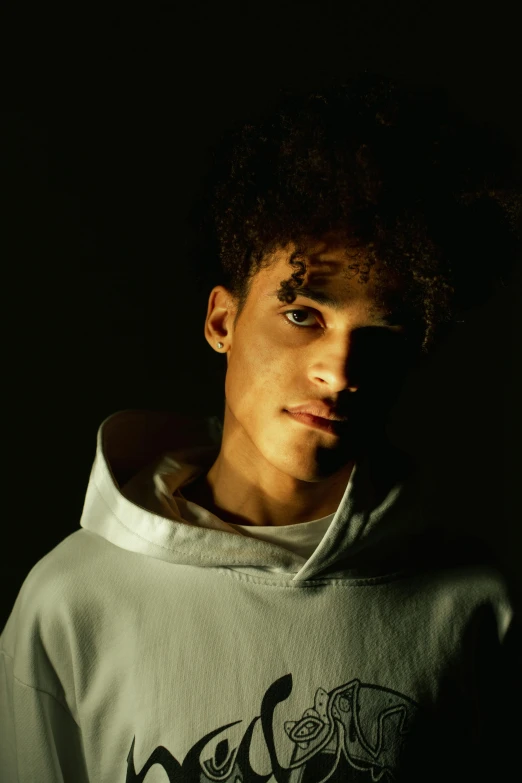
[225,333,288,414]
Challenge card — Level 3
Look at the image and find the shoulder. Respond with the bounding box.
[2,530,112,653]
[20,530,109,604]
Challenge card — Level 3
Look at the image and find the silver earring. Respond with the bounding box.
[217,342,224,349]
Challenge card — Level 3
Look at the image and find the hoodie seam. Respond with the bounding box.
[0,649,80,728]
[224,564,420,587]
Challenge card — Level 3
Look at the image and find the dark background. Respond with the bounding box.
[2,1,521,628]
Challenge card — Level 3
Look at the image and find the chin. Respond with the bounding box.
[264,437,358,482]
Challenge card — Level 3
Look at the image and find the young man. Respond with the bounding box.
[1,74,520,781]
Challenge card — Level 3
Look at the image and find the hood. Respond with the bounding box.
[79,409,484,581]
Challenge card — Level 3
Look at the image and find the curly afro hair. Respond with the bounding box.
[184,72,521,362]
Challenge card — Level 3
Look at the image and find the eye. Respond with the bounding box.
[281,308,321,329]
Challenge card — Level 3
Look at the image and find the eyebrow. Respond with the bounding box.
[270,286,401,325]
[287,285,345,311]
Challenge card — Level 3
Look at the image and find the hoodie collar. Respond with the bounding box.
[80,409,438,581]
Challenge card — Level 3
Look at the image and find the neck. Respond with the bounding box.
[181,458,355,527]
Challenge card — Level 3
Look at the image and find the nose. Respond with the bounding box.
[308,335,360,393]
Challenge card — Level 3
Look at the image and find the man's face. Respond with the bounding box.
[204,235,414,483]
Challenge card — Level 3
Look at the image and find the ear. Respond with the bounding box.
[203,286,237,349]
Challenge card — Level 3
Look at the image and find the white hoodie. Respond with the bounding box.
[1,408,519,782]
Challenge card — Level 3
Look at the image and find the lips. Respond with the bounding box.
[286,403,348,422]
[285,410,344,434]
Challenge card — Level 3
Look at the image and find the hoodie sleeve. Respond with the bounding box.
[0,558,91,783]
[0,646,90,783]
